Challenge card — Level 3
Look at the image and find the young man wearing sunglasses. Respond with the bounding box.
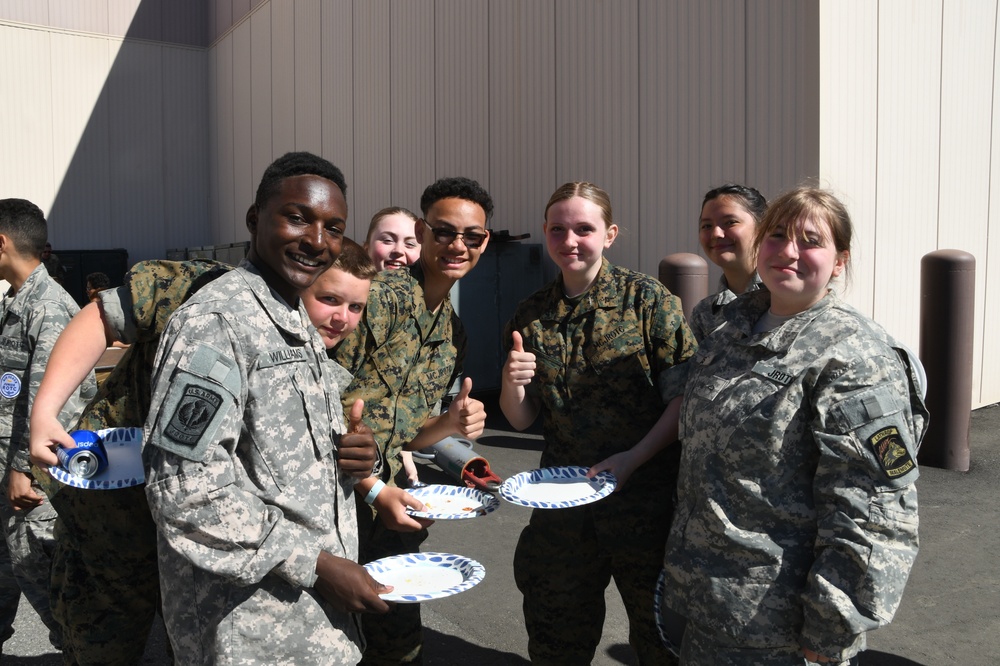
[332,176,491,665]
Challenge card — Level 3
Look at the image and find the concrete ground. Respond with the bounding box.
[4,398,998,665]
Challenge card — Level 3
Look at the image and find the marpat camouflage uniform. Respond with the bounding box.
[687,272,763,342]
[503,258,697,665]
[663,290,927,665]
[333,263,465,665]
[144,261,363,665]
[0,264,96,649]
[50,259,230,665]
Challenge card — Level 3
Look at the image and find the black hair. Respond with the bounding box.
[0,198,48,258]
[254,152,347,209]
[86,271,111,291]
[701,184,768,222]
[419,177,494,222]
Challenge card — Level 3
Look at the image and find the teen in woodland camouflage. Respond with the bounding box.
[688,184,768,341]
[333,178,492,664]
[142,152,389,664]
[500,182,697,665]
[29,258,230,664]
[0,199,97,654]
[661,186,928,665]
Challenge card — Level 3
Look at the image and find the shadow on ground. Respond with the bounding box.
[423,627,529,665]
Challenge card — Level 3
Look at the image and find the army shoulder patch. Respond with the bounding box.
[165,384,223,447]
[868,426,915,479]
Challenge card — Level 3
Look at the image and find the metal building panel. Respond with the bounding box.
[162,46,211,251]
[233,19,254,239]
[47,31,113,248]
[0,25,56,212]
[250,4,273,218]
[818,0,878,317]
[638,0,749,286]
[294,0,323,151]
[107,40,165,262]
[938,0,995,404]
[162,0,211,46]
[389,0,435,223]
[435,0,490,186]
[488,0,556,240]
[49,0,108,35]
[234,0,252,25]
[986,12,1000,406]
[214,34,236,249]
[873,0,941,347]
[109,0,150,40]
[351,0,391,237]
[213,0,233,43]
[320,0,355,234]
[0,2,49,26]
[208,40,221,246]
[270,0,296,155]
[554,0,639,271]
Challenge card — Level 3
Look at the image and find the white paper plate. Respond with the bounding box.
[499,465,616,509]
[364,552,485,602]
[48,427,144,490]
[405,484,500,520]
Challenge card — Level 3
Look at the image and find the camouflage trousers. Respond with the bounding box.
[357,499,429,665]
[49,484,161,666]
[0,513,20,647]
[512,459,678,666]
[678,621,861,666]
[0,494,61,649]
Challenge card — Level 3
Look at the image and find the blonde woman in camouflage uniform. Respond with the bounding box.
[688,183,768,341]
[661,187,927,665]
[501,182,697,665]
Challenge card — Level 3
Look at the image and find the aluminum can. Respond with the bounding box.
[56,430,109,479]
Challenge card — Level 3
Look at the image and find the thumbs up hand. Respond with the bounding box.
[503,331,536,388]
[446,377,487,441]
[338,399,380,479]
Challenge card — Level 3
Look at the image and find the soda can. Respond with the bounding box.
[56,430,109,479]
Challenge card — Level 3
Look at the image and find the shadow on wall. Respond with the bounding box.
[46,0,210,267]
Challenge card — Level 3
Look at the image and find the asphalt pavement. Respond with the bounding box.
[5,397,998,665]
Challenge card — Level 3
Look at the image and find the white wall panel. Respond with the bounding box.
[48,31,116,249]
[388,0,435,223]
[232,20,254,240]
[293,0,323,152]
[873,1,941,348]
[109,0,142,37]
[351,0,391,235]
[554,0,639,270]
[0,2,49,26]
[819,0,878,316]
[270,0,295,155]
[435,0,490,187]
[249,4,272,230]
[214,34,236,249]
[0,25,57,211]
[49,1,108,36]
[162,46,209,252]
[319,1,356,235]
[639,0,748,284]
[938,0,996,405]
[489,0,555,237]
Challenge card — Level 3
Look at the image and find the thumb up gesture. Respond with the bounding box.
[503,331,536,387]
[446,377,487,441]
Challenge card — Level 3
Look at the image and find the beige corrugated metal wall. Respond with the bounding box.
[2,0,999,407]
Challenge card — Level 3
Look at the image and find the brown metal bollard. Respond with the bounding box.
[658,253,709,321]
[919,250,974,471]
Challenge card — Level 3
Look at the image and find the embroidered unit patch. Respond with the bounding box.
[165,384,222,446]
[868,425,915,479]
[0,372,20,399]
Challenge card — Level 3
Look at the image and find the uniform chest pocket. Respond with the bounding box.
[245,359,330,492]
[0,348,28,403]
[584,329,650,380]
[415,342,454,407]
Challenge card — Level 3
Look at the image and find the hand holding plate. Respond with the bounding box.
[373,485,434,531]
[314,550,393,614]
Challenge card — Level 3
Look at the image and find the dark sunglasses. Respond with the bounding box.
[427,225,488,249]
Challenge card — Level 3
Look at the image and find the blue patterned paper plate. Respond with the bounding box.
[499,466,617,509]
[48,427,144,490]
[364,552,485,603]
[405,484,500,520]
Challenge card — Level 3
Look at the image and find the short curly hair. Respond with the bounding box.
[419,177,493,222]
[254,152,347,209]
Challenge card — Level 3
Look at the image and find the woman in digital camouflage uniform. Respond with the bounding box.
[688,183,768,342]
[501,181,697,665]
[661,186,928,665]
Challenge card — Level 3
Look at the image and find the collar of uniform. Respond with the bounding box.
[727,288,839,352]
[540,258,618,321]
[240,259,311,342]
[4,263,50,318]
[712,271,763,307]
